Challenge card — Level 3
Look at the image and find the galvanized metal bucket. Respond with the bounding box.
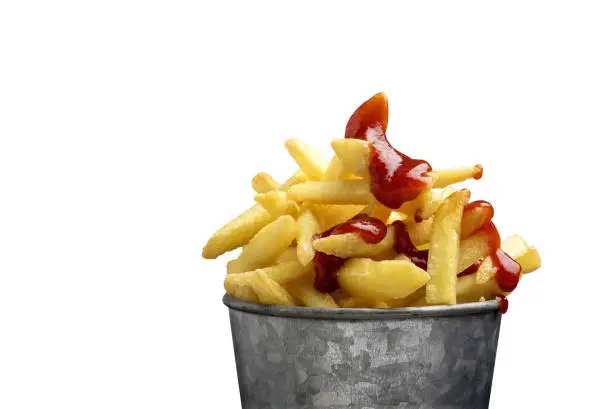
[224,294,501,409]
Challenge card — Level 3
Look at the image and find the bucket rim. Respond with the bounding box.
[223,294,499,320]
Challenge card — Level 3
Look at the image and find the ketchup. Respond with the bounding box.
[496,295,509,314]
[313,214,387,293]
[345,93,433,209]
[392,221,428,270]
[458,201,522,293]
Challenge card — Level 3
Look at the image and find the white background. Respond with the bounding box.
[1,1,610,408]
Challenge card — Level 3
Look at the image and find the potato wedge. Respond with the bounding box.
[426,189,470,305]
[202,204,273,259]
[285,138,328,180]
[252,172,280,193]
[288,180,373,204]
[312,229,394,259]
[434,165,483,188]
[249,270,296,306]
[338,258,430,300]
[331,138,370,177]
[227,215,298,274]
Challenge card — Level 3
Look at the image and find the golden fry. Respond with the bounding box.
[227,215,298,274]
[312,229,395,258]
[252,172,280,193]
[285,138,328,180]
[458,231,492,273]
[286,279,339,308]
[426,189,470,305]
[338,258,430,301]
[202,204,273,259]
[434,165,483,188]
[516,247,541,274]
[256,261,310,284]
[322,155,346,181]
[288,180,373,204]
[255,191,299,218]
[249,270,296,306]
[224,274,259,303]
[296,209,320,266]
[309,204,365,231]
[331,138,370,177]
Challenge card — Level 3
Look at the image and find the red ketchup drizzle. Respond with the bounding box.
[313,214,387,293]
[459,201,522,294]
[392,221,428,270]
[345,93,433,209]
[496,295,509,314]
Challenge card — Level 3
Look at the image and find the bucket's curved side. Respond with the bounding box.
[227,307,501,409]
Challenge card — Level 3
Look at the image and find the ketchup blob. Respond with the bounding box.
[313,214,387,293]
[345,93,433,209]
[392,221,428,270]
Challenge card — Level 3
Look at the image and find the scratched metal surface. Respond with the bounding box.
[224,296,501,409]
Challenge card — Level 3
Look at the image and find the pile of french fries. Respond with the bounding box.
[202,101,541,310]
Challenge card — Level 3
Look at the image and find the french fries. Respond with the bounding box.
[426,190,470,305]
[288,180,373,204]
[285,138,328,180]
[252,172,280,193]
[331,138,370,177]
[204,93,541,311]
[202,204,273,259]
[313,229,394,258]
[434,165,483,188]
[227,215,298,274]
[296,209,320,266]
[287,278,339,308]
[338,257,430,301]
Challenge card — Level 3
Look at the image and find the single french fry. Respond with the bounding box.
[309,204,366,231]
[288,180,373,204]
[338,258,430,301]
[433,165,483,188]
[224,274,259,303]
[285,138,328,180]
[516,247,541,274]
[275,247,299,264]
[458,231,492,273]
[255,191,299,218]
[418,187,455,220]
[296,209,320,266]
[331,138,370,177]
[286,279,339,308]
[337,297,373,308]
[256,261,310,284]
[501,235,530,259]
[252,172,280,193]
[405,218,434,246]
[202,204,273,259]
[279,171,308,191]
[227,215,298,274]
[322,155,345,181]
[249,270,296,306]
[456,273,502,303]
[312,229,395,258]
[426,189,470,305]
